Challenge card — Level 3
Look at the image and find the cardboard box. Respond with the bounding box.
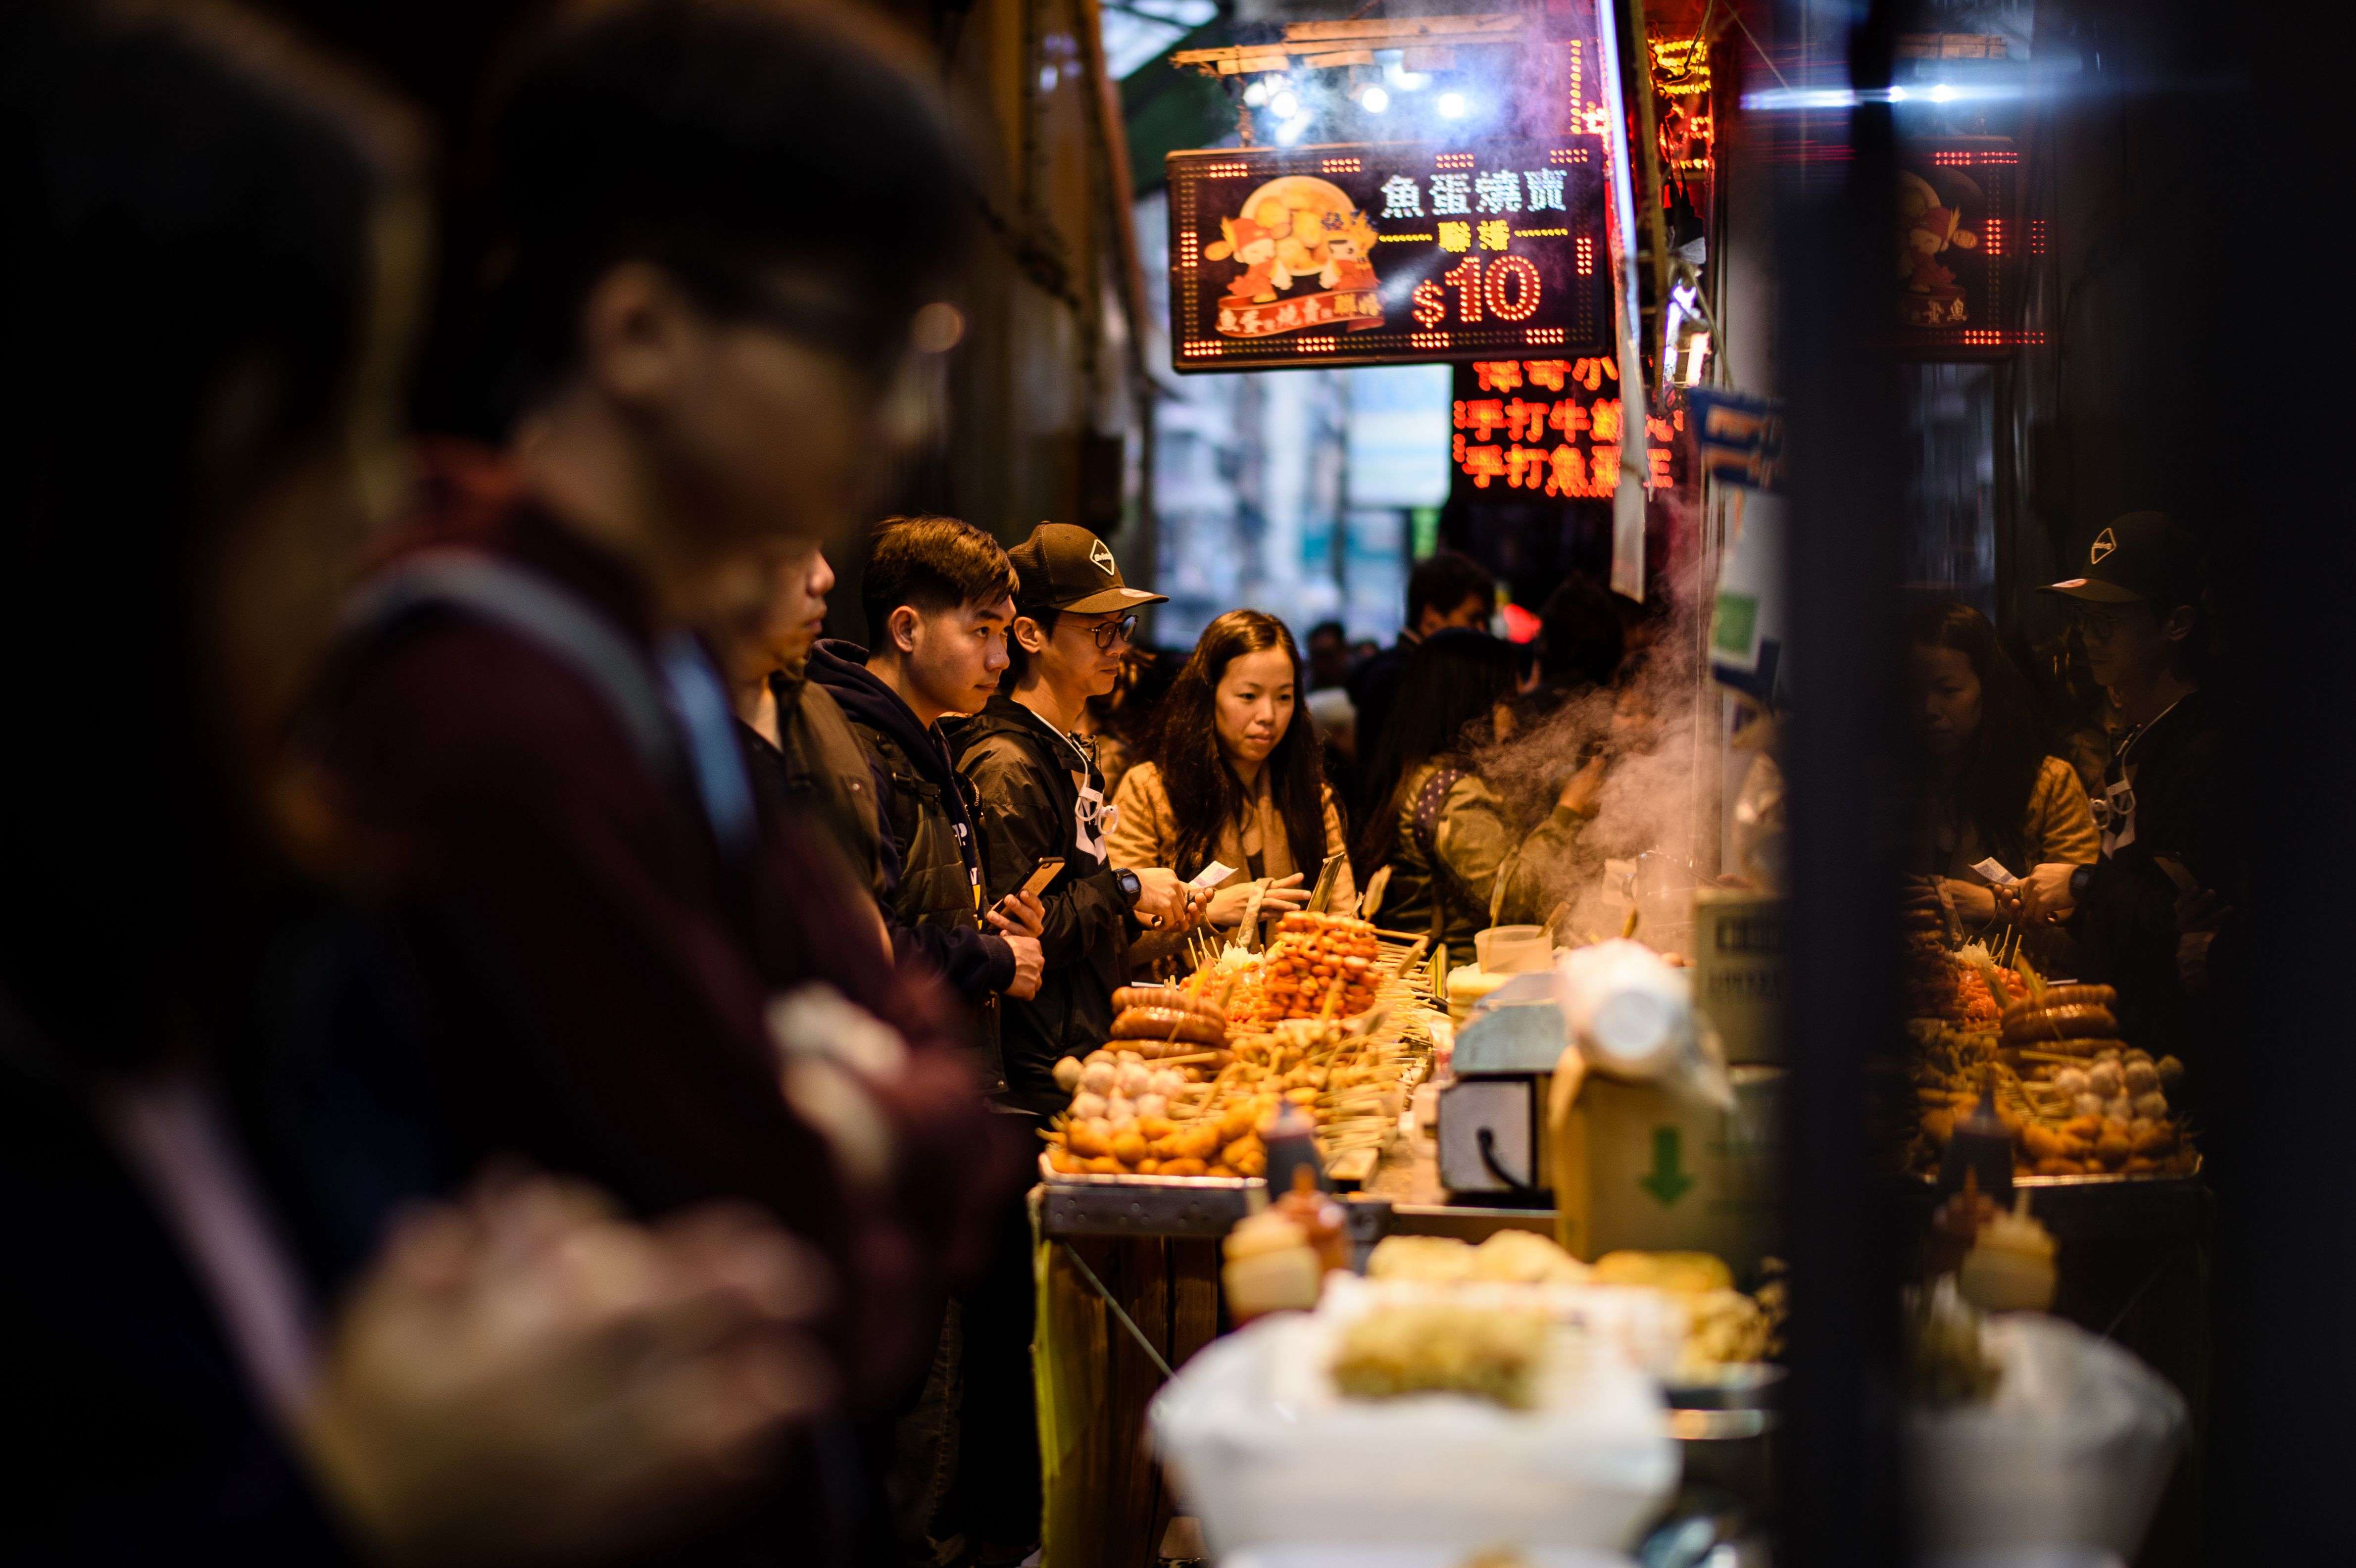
[1691,888,1785,1065]
[1549,1065,1783,1274]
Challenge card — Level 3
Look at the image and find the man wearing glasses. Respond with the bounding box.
[958,524,1205,1118]
[2012,512,2231,1072]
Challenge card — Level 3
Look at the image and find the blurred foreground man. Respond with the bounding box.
[0,2,838,1561]
[322,0,1019,1558]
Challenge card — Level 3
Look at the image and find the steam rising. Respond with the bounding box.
[1471,565,1719,955]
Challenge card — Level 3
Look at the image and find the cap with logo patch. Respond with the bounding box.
[1008,523,1167,615]
[2040,510,2202,609]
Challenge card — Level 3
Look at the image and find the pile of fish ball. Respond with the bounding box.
[1052,1048,1192,1126]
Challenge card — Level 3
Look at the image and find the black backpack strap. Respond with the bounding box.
[344,548,683,784]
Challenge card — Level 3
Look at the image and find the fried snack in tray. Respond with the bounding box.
[1044,998,1427,1182]
[1368,1237,1777,1379]
[1249,912,1388,1023]
[1330,1301,1552,1410]
[1909,976,2194,1179]
[1366,1230,1590,1287]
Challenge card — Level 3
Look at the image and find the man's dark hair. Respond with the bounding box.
[1537,573,1626,690]
[1308,619,1347,646]
[471,0,974,426]
[1406,550,1498,629]
[862,514,1017,649]
[1351,629,1520,874]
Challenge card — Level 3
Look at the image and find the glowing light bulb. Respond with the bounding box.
[1361,85,1390,113]
[1929,82,1956,102]
[1888,85,1909,101]
[1275,117,1307,145]
[1244,80,1269,106]
[1271,88,1301,119]
[1437,91,1468,119]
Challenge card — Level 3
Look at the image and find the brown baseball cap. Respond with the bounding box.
[1008,523,1166,615]
[2041,511,2202,608]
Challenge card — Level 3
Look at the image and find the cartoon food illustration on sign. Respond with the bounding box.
[1897,168,1981,326]
[1204,175,1385,338]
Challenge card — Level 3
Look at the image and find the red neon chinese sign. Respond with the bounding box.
[1449,358,1680,498]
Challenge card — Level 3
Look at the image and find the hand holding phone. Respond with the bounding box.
[1018,856,1065,900]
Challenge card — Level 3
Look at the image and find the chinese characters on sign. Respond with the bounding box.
[1167,142,1612,372]
[1450,358,1681,499]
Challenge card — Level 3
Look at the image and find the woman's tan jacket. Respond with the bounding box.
[1108,761,1354,911]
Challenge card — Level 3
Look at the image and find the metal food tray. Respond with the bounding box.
[1040,1150,1264,1192]
[1037,1151,1266,1236]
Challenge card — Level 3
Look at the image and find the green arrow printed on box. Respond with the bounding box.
[1638,1126,1695,1206]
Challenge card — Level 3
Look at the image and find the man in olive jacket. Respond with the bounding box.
[956,524,1201,1114]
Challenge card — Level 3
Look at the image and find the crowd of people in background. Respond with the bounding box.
[0,0,2241,1563]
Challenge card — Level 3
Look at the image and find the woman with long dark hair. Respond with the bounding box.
[1109,610,1351,932]
[1908,600,2099,927]
[1353,630,1599,947]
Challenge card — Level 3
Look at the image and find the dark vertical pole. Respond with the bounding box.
[2206,0,2356,1551]
[1771,0,1907,1564]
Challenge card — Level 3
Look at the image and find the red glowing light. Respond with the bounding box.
[1442,256,1484,324]
[1411,281,1445,327]
[1433,152,1476,170]
[1485,255,1542,320]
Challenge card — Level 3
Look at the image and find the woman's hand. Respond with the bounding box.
[1207,872,1307,928]
[1558,754,1608,817]
[1939,877,1997,925]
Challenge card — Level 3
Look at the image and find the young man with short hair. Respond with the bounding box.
[1347,549,1499,807]
[809,516,1046,1089]
[958,524,1203,1112]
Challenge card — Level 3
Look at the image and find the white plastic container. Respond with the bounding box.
[1149,1307,1678,1558]
[1907,1315,2186,1560]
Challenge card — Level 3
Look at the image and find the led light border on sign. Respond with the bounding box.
[1164,138,1614,373]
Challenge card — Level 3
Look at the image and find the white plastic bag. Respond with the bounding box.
[1149,1309,1678,1557]
[1908,1314,2186,1558]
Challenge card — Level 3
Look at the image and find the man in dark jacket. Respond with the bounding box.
[2018,513,2231,1069]
[809,516,1045,1091]
[957,524,1202,1114]
[728,539,886,898]
[1346,549,1497,812]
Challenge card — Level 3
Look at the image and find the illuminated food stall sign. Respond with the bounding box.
[1448,358,1680,501]
[1167,141,1613,373]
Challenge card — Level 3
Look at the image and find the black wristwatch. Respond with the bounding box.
[2069,864,2096,903]
[1113,867,1142,909]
